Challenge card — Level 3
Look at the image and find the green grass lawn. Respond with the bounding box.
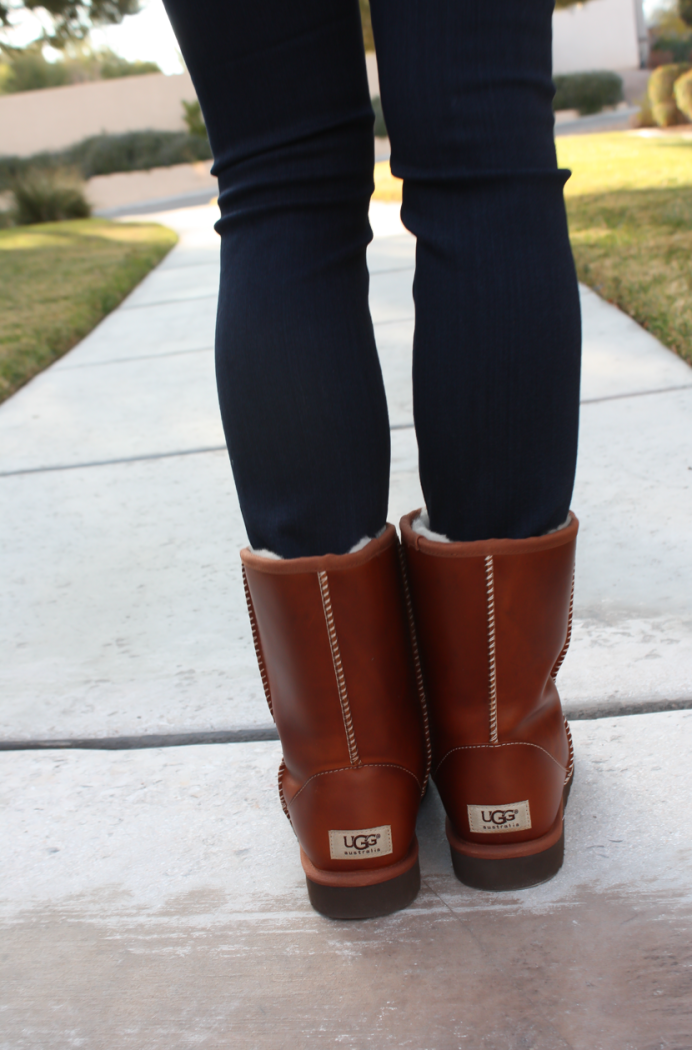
[374,132,692,366]
[0,219,177,403]
[558,133,692,366]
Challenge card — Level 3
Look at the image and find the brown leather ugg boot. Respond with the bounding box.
[241,526,430,918]
[400,511,577,891]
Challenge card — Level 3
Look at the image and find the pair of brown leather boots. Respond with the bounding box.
[241,509,577,919]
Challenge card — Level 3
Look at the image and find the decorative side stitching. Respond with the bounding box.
[277,757,292,824]
[289,762,421,806]
[317,570,361,768]
[242,565,274,721]
[397,542,432,795]
[551,571,575,681]
[485,555,499,744]
[563,717,575,785]
[434,740,569,779]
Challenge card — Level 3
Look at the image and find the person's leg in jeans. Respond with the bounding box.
[161,0,428,920]
[163,0,389,559]
[377,0,582,891]
[371,0,581,539]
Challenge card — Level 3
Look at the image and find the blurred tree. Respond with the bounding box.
[0,43,68,90]
[0,1,139,46]
[680,0,692,27]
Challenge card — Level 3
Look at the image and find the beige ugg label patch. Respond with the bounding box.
[329,825,393,860]
[467,801,532,834]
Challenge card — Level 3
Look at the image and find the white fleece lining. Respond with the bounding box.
[251,525,387,560]
[411,509,572,543]
[411,511,451,544]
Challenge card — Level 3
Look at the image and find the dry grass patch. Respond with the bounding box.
[0,218,177,403]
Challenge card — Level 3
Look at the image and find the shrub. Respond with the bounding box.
[553,72,624,115]
[0,130,214,193]
[0,45,161,95]
[182,99,208,139]
[635,93,657,127]
[650,37,692,63]
[372,95,387,138]
[99,55,161,79]
[0,130,213,191]
[64,130,212,178]
[648,63,691,126]
[0,49,70,94]
[674,68,692,121]
[10,168,91,225]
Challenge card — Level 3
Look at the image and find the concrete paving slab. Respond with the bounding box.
[0,349,222,472]
[1,201,691,743]
[0,432,420,742]
[580,285,692,402]
[0,234,413,475]
[1,710,690,1047]
[122,260,220,309]
[0,453,260,740]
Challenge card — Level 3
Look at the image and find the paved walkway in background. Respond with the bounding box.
[1,200,692,1047]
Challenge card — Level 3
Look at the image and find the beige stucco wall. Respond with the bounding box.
[553,0,646,74]
[0,71,197,157]
[87,161,216,211]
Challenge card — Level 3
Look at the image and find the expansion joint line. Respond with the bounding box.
[318,571,361,767]
[242,566,274,721]
[485,555,499,745]
[397,542,432,794]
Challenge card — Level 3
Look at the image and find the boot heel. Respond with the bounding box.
[450,831,563,891]
[301,840,420,919]
[306,859,421,919]
[447,804,565,892]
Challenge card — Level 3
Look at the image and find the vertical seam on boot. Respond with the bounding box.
[277,757,293,824]
[317,570,361,768]
[242,566,274,721]
[485,555,499,745]
[551,571,575,681]
[397,542,432,795]
[563,718,575,785]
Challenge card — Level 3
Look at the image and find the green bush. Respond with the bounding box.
[65,130,212,178]
[372,95,387,138]
[650,36,692,62]
[0,49,69,93]
[674,68,692,121]
[182,99,208,139]
[635,93,657,128]
[0,45,161,95]
[553,72,624,115]
[10,168,91,225]
[0,130,213,189]
[99,55,160,79]
[648,63,692,126]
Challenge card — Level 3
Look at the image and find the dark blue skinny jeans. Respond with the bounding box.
[162,0,581,557]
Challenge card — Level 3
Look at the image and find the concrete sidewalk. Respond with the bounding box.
[1,200,692,1047]
[1,202,691,743]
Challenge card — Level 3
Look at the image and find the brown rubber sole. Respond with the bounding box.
[301,839,420,919]
[306,857,420,919]
[448,776,574,893]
